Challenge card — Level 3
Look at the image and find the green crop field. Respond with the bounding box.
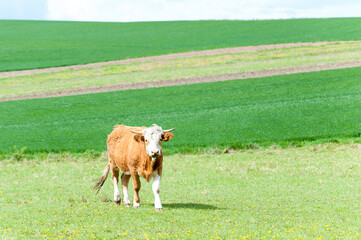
[1,67,361,155]
[1,145,361,239]
[1,18,361,72]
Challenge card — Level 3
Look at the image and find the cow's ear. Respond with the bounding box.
[134,134,144,142]
[162,132,174,142]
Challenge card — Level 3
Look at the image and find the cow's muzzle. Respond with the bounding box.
[151,150,161,158]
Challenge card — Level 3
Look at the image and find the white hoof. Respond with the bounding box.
[133,201,140,208]
[114,194,121,206]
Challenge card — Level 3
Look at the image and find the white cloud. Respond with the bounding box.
[13,0,361,22]
[293,3,361,18]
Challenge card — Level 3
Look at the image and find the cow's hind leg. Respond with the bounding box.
[111,167,121,206]
[131,173,141,208]
[121,172,131,207]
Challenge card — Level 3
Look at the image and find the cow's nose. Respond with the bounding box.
[151,150,160,157]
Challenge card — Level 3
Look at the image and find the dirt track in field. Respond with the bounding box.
[1,41,361,102]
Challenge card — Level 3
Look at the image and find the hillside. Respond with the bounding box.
[1,18,361,72]
[1,18,361,154]
[1,67,361,154]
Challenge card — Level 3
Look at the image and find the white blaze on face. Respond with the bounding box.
[142,124,163,159]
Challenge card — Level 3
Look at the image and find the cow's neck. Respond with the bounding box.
[145,154,162,168]
[143,155,161,182]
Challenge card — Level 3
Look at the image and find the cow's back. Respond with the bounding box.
[107,125,146,171]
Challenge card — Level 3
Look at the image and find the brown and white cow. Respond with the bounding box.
[93,124,175,211]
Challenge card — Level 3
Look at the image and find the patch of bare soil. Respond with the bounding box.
[1,41,361,102]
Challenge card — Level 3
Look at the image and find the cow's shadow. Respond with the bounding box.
[162,202,220,210]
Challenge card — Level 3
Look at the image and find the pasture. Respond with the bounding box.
[1,18,361,240]
[1,144,361,239]
[1,18,361,72]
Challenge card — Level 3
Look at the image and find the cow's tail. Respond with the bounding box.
[92,163,110,195]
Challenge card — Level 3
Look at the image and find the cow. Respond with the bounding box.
[93,124,175,211]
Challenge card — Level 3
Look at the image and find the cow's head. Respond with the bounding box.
[131,124,175,159]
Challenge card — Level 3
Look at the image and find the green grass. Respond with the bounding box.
[2,41,361,99]
[1,67,361,154]
[1,144,361,239]
[1,18,361,72]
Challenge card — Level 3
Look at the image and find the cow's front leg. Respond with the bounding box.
[111,167,121,206]
[152,171,162,211]
[131,173,141,208]
[121,172,131,207]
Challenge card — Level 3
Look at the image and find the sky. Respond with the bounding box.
[0,0,360,22]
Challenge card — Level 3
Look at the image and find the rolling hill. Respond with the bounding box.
[1,67,360,154]
[1,19,361,155]
[1,18,361,72]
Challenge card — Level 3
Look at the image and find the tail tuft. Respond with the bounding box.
[92,164,110,195]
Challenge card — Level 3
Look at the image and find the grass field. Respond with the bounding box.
[2,17,361,240]
[1,67,361,154]
[1,18,361,72]
[2,41,361,99]
[1,144,361,239]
